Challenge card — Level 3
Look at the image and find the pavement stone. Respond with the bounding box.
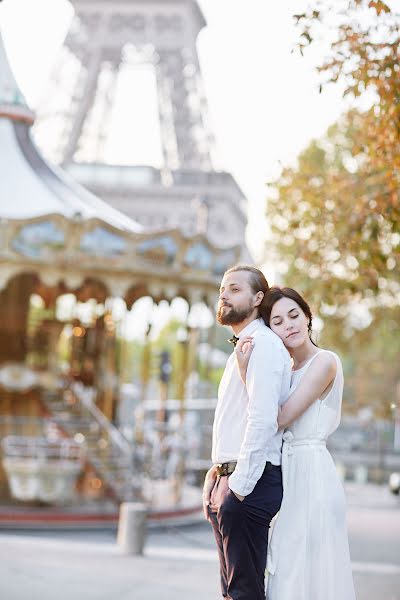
[0,482,399,600]
[0,534,219,600]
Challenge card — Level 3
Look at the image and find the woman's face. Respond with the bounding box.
[269,297,310,349]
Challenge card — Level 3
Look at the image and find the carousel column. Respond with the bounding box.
[173,294,195,503]
[204,322,218,399]
[173,324,189,504]
[135,299,155,495]
[187,325,200,399]
[176,325,189,409]
[0,273,37,365]
[116,299,129,413]
[140,323,152,406]
[101,302,117,422]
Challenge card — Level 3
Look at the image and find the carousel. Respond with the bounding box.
[0,30,239,523]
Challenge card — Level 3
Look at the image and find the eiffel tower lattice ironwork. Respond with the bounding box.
[34,0,249,252]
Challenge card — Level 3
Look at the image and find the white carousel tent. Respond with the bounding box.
[0,33,142,231]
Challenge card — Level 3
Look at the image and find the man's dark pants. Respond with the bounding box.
[208,464,283,600]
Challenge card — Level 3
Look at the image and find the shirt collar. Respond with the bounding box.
[237,317,263,339]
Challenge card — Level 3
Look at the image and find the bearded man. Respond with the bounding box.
[203,265,291,600]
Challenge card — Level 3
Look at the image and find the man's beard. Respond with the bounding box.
[217,300,254,326]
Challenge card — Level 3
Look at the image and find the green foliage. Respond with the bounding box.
[266,0,400,415]
[268,113,399,313]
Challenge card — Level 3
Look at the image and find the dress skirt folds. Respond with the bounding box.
[266,351,356,600]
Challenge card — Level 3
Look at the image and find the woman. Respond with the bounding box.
[235,286,356,600]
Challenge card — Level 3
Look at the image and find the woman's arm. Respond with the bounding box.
[278,352,337,429]
[234,336,254,384]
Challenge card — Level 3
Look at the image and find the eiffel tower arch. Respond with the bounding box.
[34,0,250,253]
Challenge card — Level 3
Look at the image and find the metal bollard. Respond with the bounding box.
[117,502,147,555]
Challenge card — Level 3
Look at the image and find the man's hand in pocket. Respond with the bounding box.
[232,491,245,502]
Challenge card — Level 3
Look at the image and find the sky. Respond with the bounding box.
[0,0,347,268]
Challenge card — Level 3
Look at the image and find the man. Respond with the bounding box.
[203,265,291,600]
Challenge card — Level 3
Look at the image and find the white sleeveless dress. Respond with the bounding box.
[266,350,356,600]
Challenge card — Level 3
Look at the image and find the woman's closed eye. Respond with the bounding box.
[272,313,298,325]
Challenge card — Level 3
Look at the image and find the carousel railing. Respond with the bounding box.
[0,415,50,438]
[72,383,132,455]
[1,434,83,503]
[136,398,216,505]
[42,383,137,502]
[0,398,216,508]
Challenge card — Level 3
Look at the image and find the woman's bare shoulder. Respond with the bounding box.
[308,350,337,378]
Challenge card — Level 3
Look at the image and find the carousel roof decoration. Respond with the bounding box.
[0,26,241,306]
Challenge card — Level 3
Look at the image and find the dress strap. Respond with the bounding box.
[305,350,326,368]
[295,350,326,372]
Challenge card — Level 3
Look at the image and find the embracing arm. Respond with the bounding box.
[278,353,336,430]
[229,336,286,498]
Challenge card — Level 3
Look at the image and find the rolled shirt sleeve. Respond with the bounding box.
[228,335,286,497]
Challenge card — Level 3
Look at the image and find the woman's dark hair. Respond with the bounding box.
[263,286,318,346]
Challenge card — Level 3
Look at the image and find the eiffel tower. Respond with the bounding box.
[34,0,249,253]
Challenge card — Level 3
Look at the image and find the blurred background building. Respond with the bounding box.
[0,3,244,521]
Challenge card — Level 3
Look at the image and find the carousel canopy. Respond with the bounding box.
[0,29,142,233]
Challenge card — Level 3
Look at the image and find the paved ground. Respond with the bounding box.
[346,483,400,600]
[0,483,399,600]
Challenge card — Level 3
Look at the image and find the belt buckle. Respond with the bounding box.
[216,463,227,477]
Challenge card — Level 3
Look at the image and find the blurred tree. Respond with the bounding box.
[297,0,400,245]
[266,0,400,414]
[268,0,399,312]
[268,112,399,312]
[319,306,400,417]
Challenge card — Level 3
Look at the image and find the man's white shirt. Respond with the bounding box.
[212,318,292,497]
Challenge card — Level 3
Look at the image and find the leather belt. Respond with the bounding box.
[214,460,274,477]
[215,461,237,477]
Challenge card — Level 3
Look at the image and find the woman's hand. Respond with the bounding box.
[235,336,254,384]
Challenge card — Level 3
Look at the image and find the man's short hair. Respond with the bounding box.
[224,265,269,295]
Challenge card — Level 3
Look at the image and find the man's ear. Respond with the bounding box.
[254,291,264,307]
